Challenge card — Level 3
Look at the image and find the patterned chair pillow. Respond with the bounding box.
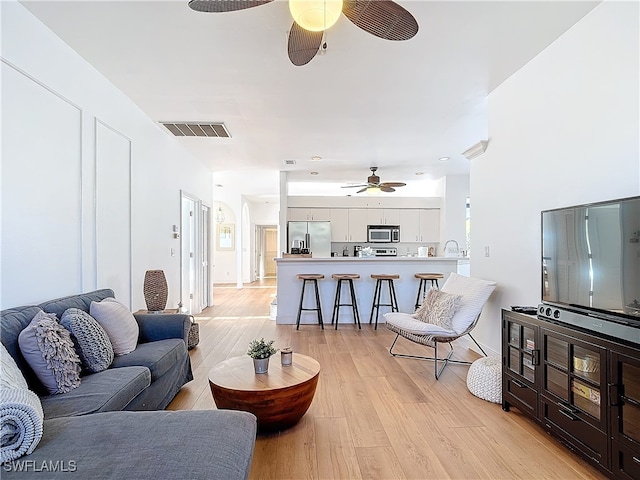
[413,288,461,331]
[60,308,114,373]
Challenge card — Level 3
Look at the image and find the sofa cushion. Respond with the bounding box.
[60,308,114,373]
[1,410,257,480]
[39,289,115,318]
[40,366,150,419]
[110,339,186,382]
[18,311,81,394]
[90,298,139,356]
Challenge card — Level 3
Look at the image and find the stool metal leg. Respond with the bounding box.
[390,279,399,313]
[296,279,307,331]
[415,278,426,310]
[331,279,341,326]
[313,279,324,329]
[369,279,381,326]
[348,279,361,329]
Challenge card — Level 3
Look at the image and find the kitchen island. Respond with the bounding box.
[274,257,466,326]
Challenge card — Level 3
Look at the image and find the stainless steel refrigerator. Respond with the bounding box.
[287,221,331,258]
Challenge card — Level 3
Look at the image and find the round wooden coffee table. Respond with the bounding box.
[208,353,320,432]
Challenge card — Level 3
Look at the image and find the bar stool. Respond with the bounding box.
[369,274,400,330]
[296,274,325,330]
[331,274,361,330]
[414,273,445,310]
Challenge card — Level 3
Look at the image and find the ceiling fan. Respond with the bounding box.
[342,167,406,193]
[187,0,419,66]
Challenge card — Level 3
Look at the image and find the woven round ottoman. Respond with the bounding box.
[467,356,502,403]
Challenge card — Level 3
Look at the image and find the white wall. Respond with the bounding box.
[471,1,640,353]
[1,2,213,310]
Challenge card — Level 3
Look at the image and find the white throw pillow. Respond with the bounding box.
[441,273,497,334]
[89,298,139,356]
[1,343,28,390]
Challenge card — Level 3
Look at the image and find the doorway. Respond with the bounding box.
[256,225,278,279]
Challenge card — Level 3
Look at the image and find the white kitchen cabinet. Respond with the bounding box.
[399,209,420,242]
[348,209,368,242]
[366,208,400,225]
[398,209,440,242]
[418,209,440,242]
[330,209,349,242]
[288,208,331,221]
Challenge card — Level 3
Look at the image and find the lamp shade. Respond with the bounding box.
[289,0,343,32]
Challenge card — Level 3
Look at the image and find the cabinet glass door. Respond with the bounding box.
[506,319,537,383]
[542,329,604,425]
[611,351,640,446]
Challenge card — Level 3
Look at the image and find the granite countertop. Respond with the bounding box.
[275,256,468,262]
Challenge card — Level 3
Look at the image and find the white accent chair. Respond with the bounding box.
[384,273,497,379]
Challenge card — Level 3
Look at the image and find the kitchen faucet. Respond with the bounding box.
[443,239,459,256]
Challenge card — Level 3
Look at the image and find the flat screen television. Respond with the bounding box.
[541,196,640,337]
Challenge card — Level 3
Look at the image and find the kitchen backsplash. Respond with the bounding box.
[330,242,439,257]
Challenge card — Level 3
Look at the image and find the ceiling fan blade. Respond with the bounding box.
[288,22,323,66]
[356,187,368,193]
[380,182,406,188]
[342,0,418,41]
[188,0,274,13]
[380,186,396,192]
[341,184,368,188]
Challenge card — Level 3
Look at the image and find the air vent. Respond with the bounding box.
[283,160,296,165]
[161,122,230,138]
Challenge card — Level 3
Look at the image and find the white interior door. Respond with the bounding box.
[181,194,198,314]
[201,204,211,308]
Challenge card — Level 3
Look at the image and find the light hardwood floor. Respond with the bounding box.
[168,279,606,480]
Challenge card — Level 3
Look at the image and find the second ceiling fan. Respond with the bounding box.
[342,167,406,193]
[188,0,419,66]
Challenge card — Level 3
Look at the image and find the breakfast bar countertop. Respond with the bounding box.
[275,256,468,325]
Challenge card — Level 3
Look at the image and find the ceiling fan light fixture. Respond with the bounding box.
[366,186,381,195]
[289,0,343,32]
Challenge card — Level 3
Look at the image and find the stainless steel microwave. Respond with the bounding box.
[367,225,400,243]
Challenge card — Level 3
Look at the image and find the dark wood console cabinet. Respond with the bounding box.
[502,309,640,479]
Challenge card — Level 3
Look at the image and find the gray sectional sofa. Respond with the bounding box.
[0,289,256,479]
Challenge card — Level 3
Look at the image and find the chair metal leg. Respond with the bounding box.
[388,334,476,380]
[468,333,487,357]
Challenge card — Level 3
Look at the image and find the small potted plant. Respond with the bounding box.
[247,338,278,374]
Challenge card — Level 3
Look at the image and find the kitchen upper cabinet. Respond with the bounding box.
[288,208,331,221]
[348,209,368,242]
[366,208,400,225]
[399,209,420,242]
[398,209,439,243]
[418,209,440,242]
[330,209,349,242]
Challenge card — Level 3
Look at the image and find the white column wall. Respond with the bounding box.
[471,1,640,354]
[1,2,213,309]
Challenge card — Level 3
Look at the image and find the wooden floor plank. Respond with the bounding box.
[168,279,606,480]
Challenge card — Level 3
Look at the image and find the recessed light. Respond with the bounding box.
[311,156,322,161]
[415,172,424,176]
[439,157,450,162]
[310,171,319,175]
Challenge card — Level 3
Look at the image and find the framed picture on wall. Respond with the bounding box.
[216,223,234,251]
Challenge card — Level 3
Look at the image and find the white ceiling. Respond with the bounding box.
[22,0,599,200]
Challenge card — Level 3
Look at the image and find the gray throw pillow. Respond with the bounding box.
[60,308,114,373]
[18,311,81,394]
